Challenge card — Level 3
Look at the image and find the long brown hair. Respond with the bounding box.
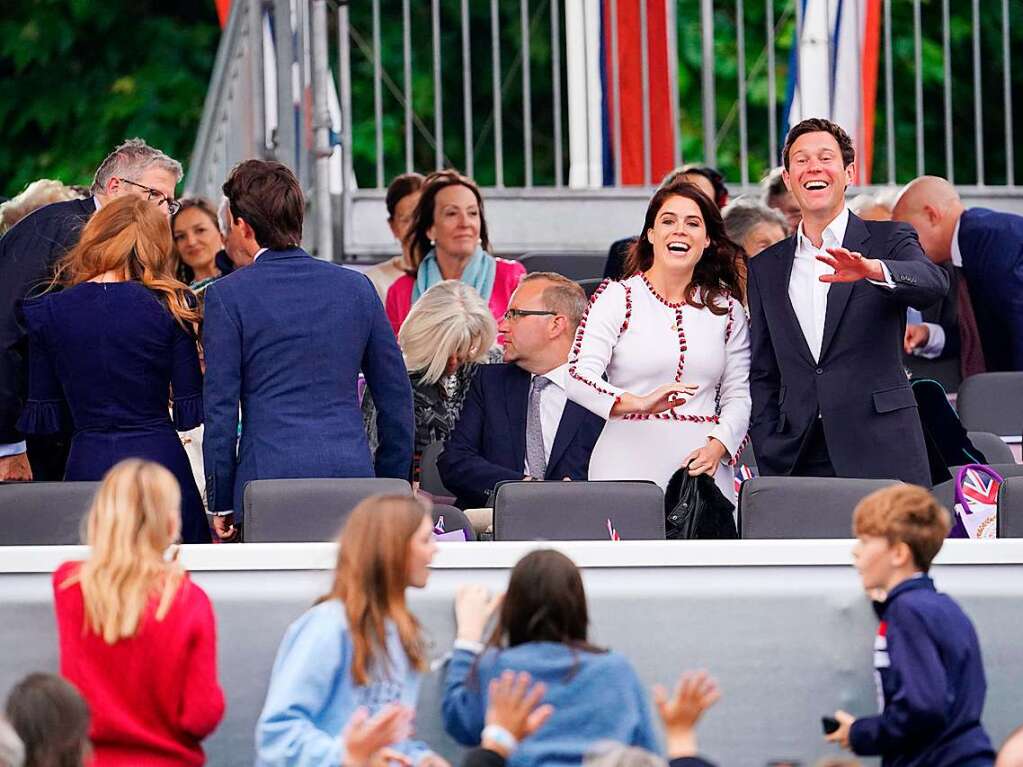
[488,549,604,652]
[402,169,491,273]
[317,495,430,685]
[623,181,745,311]
[52,195,199,331]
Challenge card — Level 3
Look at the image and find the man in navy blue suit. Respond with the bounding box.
[438,273,604,509]
[0,138,182,481]
[203,160,413,540]
[748,119,948,487]
[894,176,1023,374]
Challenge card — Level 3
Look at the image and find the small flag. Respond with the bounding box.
[606,517,621,541]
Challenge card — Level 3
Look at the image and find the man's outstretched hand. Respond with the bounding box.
[817,247,885,283]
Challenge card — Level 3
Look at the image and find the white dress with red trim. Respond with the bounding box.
[566,274,751,500]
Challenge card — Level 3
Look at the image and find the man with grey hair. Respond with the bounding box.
[722,196,788,258]
[0,717,24,767]
[439,271,604,508]
[0,138,182,481]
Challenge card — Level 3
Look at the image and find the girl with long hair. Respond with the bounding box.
[566,181,751,499]
[384,170,525,335]
[52,460,224,766]
[442,549,659,766]
[256,495,449,767]
[17,194,210,542]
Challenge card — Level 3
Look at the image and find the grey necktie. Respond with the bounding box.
[526,376,552,480]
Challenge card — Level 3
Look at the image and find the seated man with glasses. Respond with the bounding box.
[0,137,182,482]
[438,272,605,509]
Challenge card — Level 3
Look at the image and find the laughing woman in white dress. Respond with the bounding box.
[566,181,751,500]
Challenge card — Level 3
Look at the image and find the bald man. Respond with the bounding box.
[893,176,1023,373]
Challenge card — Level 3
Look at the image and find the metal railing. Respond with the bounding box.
[187,0,1022,258]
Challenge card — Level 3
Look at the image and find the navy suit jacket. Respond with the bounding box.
[202,248,413,515]
[437,363,605,509]
[748,214,948,487]
[957,207,1023,371]
[0,196,94,443]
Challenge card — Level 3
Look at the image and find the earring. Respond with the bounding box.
[430,239,436,247]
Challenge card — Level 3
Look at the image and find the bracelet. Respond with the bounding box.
[481,724,519,753]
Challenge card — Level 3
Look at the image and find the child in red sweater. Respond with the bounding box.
[53,459,225,767]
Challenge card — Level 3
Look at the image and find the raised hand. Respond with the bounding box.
[653,671,721,758]
[817,247,884,283]
[454,585,503,643]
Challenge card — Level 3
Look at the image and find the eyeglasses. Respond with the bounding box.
[116,177,181,215]
[502,308,557,321]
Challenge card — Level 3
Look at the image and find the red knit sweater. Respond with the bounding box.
[53,561,225,767]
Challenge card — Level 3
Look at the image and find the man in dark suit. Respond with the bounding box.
[894,175,1023,374]
[748,119,948,487]
[0,138,182,480]
[438,272,604,508]
[203,160,413,540]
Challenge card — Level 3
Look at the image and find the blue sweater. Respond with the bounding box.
[849,576,995,767]
[443,642,660,767]
[255,599,432,767]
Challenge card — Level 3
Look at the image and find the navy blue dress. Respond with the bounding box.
[17,282,211,543]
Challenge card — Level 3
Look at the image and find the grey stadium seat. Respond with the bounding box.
[738,476,899,539]
[997,476,1023,537]
[578,278,604,299]
[243,478,412,542]
[0,481,99,545]
[493,480,665,541]
[932,464,1023,512]
[418,441,454,498]
[517,251,607,281]
[965,431,1015,465]
[956,372,1023,436]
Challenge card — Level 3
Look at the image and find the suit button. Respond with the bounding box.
[816,368,823,375]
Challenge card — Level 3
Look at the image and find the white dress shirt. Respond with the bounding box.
[789,208,850,362]
[913,216,960,358]
[523,363,569,477]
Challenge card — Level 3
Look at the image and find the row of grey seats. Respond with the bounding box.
[3,469,1022,545]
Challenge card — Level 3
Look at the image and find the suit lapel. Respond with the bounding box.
[819,213,871,361]
[546,400,582,477]
[775,238,816,365]
[506,366,529,473]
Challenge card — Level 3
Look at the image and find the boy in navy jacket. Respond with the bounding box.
[826,484,995,767]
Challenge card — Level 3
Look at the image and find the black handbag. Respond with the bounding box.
[664,466,737,540]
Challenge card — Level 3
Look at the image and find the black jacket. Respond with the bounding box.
[747,213,948,487]
[0,196,94,443]
[438,363,605,509]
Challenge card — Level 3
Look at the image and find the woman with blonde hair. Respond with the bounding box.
[364,280,498,484]
[256,495,448,767]
[17,195,210,542]
[52,459,224,766]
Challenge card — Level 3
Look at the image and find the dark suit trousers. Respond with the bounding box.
[791,418,836,478]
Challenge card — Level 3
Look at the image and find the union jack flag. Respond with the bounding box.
[960,468,1000,509]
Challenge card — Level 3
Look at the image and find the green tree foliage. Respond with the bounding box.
[0,0,220,198]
